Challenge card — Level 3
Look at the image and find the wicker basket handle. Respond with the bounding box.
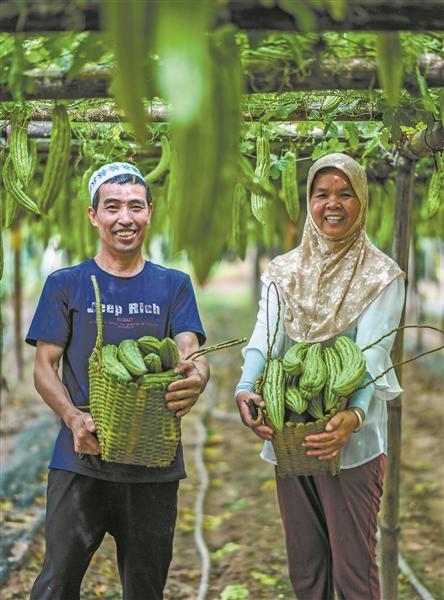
[259,281,281,393]
[91,275,103,355]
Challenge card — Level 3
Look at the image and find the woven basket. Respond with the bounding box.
[88,275,183,467]
[88,275,246,467]
[260,281,349,478]
[269,396,348,478]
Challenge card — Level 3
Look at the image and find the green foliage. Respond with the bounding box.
[211,542,241,561]
[0,26,441,278]
[220,584,249,600]
[250,570,279,586]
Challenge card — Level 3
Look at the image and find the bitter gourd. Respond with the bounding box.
[137,335,161,355]
[285,386,308,415]
[262,359,285,432]
[323,346,342,411]
[143,352,163,373]
[333,336,366,396]
[282,341,310,376]
[102,344,132,382]
[158,337,179,370]
[299,343,327,400]
[117,339,147,376]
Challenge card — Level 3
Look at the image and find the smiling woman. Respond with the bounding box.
[235,152,405,600]
[309,167,361,238]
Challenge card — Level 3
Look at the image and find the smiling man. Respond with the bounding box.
[26,162,209,600]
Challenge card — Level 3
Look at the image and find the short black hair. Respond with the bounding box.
[92,174,151,210]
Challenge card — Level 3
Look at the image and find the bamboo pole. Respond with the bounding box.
[0,55,442,100]
[0,99,384,123]
[1,0,443,32]
[11,225,24,381]
[398,121,444,160]
[380,155,416,600]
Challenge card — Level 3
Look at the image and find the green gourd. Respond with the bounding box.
[137,335,161,355]
[117,339,147,376]
[299,343,327,400]
[262,359,285,432]
[333,336,366,396]
[285,386,308,415]
[323,346,342,411]
[282,341,310,376]
[158,337,180,370]
[143,352,163,373]
[102,344,132,382]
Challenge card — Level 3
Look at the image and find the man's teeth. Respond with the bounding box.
[115,230,135,237]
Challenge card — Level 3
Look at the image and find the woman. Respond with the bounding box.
[235,153,405,600]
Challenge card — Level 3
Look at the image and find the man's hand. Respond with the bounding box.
[236,391,274,441]
[303,409,359,460]
[65,410,100,455]
[165,360,206,417]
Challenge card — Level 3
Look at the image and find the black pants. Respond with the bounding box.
[30,469,179,600]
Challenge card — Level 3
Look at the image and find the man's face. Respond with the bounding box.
[88,182,152,256]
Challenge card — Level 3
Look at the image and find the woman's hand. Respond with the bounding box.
[236,391,274,441]
[303,409,359,460]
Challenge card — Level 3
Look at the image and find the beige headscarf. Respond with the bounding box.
[266,153,404,343]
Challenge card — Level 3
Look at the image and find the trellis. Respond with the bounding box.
[1,3,443,598]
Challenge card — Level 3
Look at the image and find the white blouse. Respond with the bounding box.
[235,273,405,469]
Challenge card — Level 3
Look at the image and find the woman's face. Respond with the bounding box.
[309,168,361,238]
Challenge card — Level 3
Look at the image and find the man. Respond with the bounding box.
[26,162,209,600]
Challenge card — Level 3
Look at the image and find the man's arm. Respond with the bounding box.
[34,341,100,455]
[164,332,210,417]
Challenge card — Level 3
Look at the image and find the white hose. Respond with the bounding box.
[398,553,435,600]
[193,417,211,600]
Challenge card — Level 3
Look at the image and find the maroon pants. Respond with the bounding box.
[276,455,386,600]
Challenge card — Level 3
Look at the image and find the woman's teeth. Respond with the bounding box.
[325,216,344,222]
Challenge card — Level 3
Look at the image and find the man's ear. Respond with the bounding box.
[147,202,154,223]
[88,206,98,227]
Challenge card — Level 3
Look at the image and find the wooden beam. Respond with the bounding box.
[380,155,415,600]
[0,55,442,101]
[0,98,383,123]
[398,121,444,159]
[225,0,444,33]
[1,0,443,32]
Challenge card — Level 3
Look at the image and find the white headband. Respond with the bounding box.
[88,162,144,203]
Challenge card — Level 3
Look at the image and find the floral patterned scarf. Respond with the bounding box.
[266,153,404,342]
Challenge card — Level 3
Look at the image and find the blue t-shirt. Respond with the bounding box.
[26,259,206,483]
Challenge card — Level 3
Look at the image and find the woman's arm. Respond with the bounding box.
[234,277,284,440]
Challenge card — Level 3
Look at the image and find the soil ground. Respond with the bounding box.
[1,261,443,600]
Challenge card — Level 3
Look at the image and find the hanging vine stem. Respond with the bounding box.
[361,324,444,352]
[261,281,282,390]
[356,324,444,391]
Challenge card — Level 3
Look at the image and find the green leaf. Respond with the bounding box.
[220,584,249,600]
[440,89,444,127]
[251,570,279,586]
[211,542,241,561]
[343,123,360,150]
